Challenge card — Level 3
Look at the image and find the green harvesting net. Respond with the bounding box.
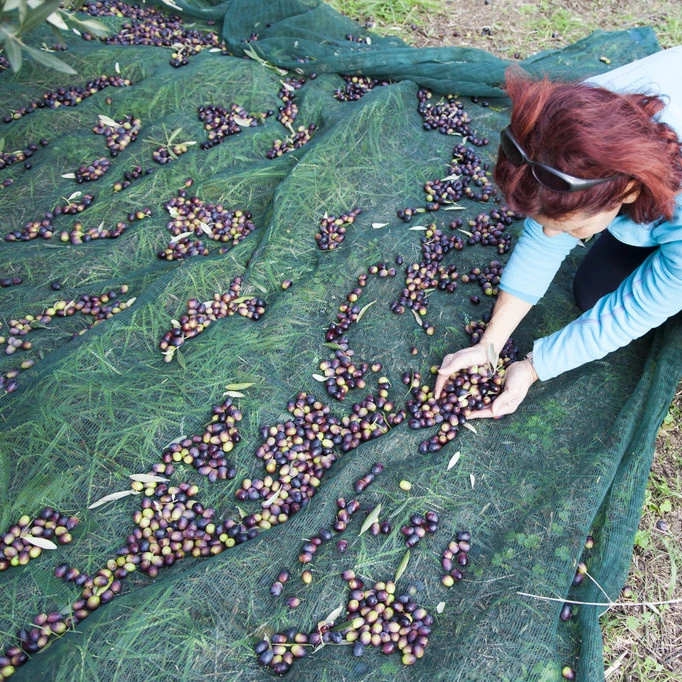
[0,2,679,681]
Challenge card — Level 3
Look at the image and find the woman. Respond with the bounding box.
[434,47,682,416]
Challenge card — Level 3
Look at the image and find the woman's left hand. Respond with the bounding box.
[468,358,539,420]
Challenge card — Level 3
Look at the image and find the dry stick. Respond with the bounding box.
[604,651,628,679]
[516,592,682,609]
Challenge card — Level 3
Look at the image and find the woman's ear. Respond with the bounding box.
[622,179,640,204]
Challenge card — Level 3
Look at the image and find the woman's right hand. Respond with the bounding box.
[434,345,492,399]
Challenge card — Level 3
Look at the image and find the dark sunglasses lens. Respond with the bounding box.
[500,130,524,165]
[532,165,572,192]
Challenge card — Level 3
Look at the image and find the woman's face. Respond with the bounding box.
[533,204,623,240]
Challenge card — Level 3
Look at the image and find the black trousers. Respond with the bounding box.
[573,230,658,312]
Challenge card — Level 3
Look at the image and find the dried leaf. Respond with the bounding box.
[222,390,245,398]
[487,343,498,374]
[233,115,253,127]
[312,374,327,382]
[470,473,475,488]
[447,451,461,470]
[408,225,427,231]
[175,348,187,370]
[463,422,477,434]
[359,504,381,535]
[98,114,118,128]
[129,473,168,483]
[89,489,139,509]
[372,222,388,229]
[61,172,76,179]
[436,601,445,614]
[24,535,58,550]
[411,308,423,327]
[356,300,376,323]
[395,549,410,582]
[319,604,345,629]
[225,382,255,391]
[262,488,281,508]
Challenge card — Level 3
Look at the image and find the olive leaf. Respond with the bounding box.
[470,473,475,488]
[462,422,477,434]
[436,601,445,614]
[169,231,194,244]
[411,308,423,327]
[372,222,388,229]
[98,114,118,128]
[457,229,473,237]
[225,382,255,391]
[175,348,187,370]
[67,191,82,202]
[262,488,281,508]
[125,297,136,307]
[486,343,498,375]
[222,390,245,398]
[45,11,68,30]
[312,374,327,382]
[167,206,180,218]
[441,173,461,182]
[359,503,381,535]
[161,0,183,12]
[319,604,345,630]
[323,342,344,350]
[89,489,139,509]
[442,205,465,211]
[129,473,168,483]
[233,115,254,127]
[23,535,58,550]
[356,300,375,323]
[0,138,4,154]
[61,172,76,179]
[235,505,247,518]
[447,451,461,470]
[408,225,427,231]
[394,549,410,582]
[198,221,213,237]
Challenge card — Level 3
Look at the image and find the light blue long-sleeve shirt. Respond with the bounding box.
[498,46,682,381]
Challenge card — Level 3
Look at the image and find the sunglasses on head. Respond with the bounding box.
[499,126,621,193]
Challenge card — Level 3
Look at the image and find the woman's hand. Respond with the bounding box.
[434,345,491,399]
[467,358,538,420]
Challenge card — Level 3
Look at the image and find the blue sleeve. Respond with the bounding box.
[532,242,682,380]
[499,217,579,304]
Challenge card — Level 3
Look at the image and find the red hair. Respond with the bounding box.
[493,67,682,223]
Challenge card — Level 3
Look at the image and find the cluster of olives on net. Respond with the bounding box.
[84,0,225,61]
[450,205,521,255]
[405,321,519,453]
[2,76,132,124]
[4,193,95,242]
[113,164,154,192]
[324,260,395,343]
[158,190,256,260]
[440,531,471,586]
[318,347,369,400]
[158,276,265,361]
[400,511,439,548]
[92,114,141,156]
[0,508,78,571]
[255,575,433,675]
[421,143,497,212]
[73,157,111,183]
[354,461,383,493]
[266,124,317,158]
[417,89,488,146]
[277,77,307,127]
[461,260,503,298]
[345,33,372,44]
[159,399,242,482]
[389,227,464,335]
[0,140,43,170]
[58,218,131,243]
[152,142,192,164]
[314,207,362,251]
[198,104,260,149]
[334,75,390,101]
[1,285,133,393]
[0,276,22,288]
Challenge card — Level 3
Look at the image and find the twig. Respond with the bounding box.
[604,651,628,679]
[517,591,682,609]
